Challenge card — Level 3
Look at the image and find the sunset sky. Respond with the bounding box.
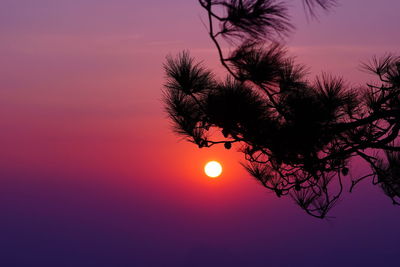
[1,0,400,266]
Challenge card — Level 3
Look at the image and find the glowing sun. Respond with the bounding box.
[204,161,223,178]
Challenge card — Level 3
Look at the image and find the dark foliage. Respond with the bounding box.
[163,0,400,218]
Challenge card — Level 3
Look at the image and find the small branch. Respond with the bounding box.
[200,0,240,80]
[350,173,375,193]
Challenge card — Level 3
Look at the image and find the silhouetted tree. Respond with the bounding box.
[163,0,400,218]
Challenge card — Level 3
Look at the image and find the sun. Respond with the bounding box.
[204,161,223,178]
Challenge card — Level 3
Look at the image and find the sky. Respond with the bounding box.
[1,0,400,266]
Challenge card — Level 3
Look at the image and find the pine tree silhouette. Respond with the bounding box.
[163,0,400,218]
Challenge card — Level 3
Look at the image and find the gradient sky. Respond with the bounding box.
[1,0,400,266]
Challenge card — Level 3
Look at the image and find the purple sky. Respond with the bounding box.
[1,0,400,266]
